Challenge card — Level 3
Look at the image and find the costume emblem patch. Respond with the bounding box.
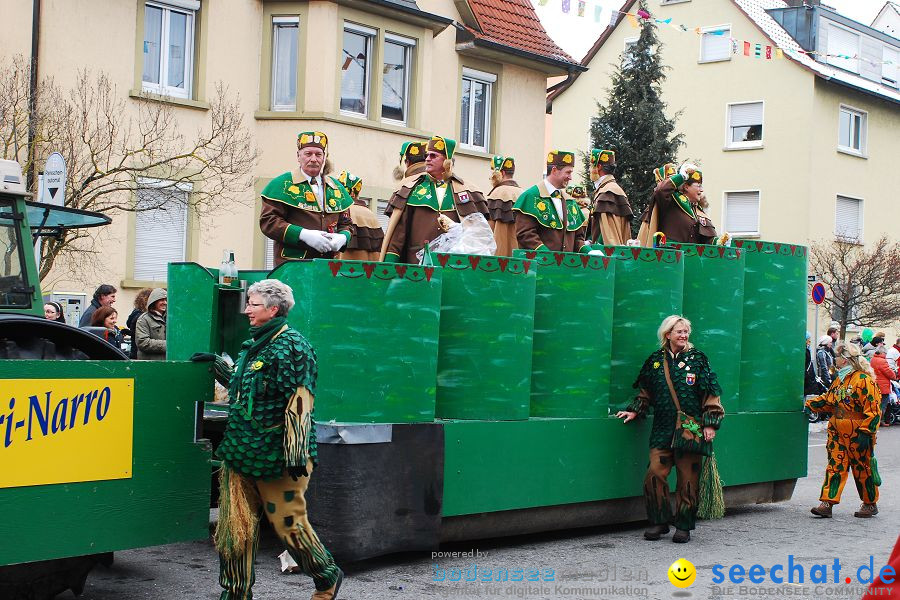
[304,191,316,203]
[699,217,708,226]
[458,191,471,204]
[686,373,696,386]
[678,362,685,369]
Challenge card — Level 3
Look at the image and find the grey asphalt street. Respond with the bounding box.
[64,423,899,600]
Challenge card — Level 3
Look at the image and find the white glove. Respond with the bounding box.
[587,249,605,256]
[326,232,348,252]
[298,228,332,253]
[679,162,699,180]
[625,239,640,247]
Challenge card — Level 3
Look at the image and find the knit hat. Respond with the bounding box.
[683,167,703,185]
[546,150,575,170]
[818,335,833,346]
[401,141,426,165]
[338,170,362,198]
[427,136,457,177]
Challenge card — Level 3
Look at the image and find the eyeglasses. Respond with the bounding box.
[246,302,265,308]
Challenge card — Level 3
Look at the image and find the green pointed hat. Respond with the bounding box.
[400,141,426,165]
[491,155,516,173]
[427,135,457,160]
[653,163,676,183]
[338,170,362,197]
[590,148,616,168]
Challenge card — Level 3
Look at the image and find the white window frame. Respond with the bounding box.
[837,104,867,157]
[699,24,732,63]
[622,36,639,68]
[264,237,275,270]
[340,22,377,118]
[134,178,191,282]
[834,194,864,242]
[381,33,416,126]
[722,190,761,237]
[142,1,197,99]
[460,67,496,152]
[725,100,764,149]
[825,22,861,74]
[271,16,300,111]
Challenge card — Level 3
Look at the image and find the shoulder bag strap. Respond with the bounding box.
[662,354,683,413]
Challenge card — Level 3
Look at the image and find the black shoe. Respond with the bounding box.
[643,524,670,540]
[672,529,691,543]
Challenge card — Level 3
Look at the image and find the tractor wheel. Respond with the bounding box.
[0,314,125,598]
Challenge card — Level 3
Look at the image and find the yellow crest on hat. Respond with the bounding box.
[600,154,609,163]
[690,171,701,181]
[434,139,445,151]
[547,153,554,162]
[410,145,420,155]
[503,159,513,169]
[300,134,311,144]
[563,154,573,164]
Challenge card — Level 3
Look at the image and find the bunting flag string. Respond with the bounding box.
[536,0,899,67]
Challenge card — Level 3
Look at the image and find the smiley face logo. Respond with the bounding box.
[668,558,696,588]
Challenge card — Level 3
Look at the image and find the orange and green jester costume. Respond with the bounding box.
[805,369,881,508]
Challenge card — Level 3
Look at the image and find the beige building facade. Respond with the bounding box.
[547,0,900,341]
[3,0,579,310]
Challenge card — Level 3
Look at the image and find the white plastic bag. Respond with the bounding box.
[416,213,496,262]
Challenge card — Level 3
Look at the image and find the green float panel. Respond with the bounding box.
[513,249,616,417]
[272,260,442,423]
[0,361,211,565]
[432,253,536,421]
[442,411,807,516]
[734,241,808,412]
[667,243,745,413]
[604,246,684,413]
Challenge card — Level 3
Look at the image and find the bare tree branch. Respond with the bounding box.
[1,55,257,282]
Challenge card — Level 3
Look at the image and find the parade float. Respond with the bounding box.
[0,159,810,597]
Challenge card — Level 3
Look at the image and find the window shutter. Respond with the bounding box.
[134,186,188,281]
[264,238,275,270]
[376,200,390,230]
[883,47,899,86]
[835,196,862,240]
[701,28,731,61]
[729,102,763,127]
[826,25,860,71]
[725,191,759,234]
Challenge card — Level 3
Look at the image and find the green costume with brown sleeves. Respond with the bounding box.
[512,182,591,253]
[628,347,724,531]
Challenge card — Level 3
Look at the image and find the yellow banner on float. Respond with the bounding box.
[0,379,134,489]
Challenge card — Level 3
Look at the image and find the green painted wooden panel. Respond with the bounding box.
[734,241,808,412]
[167,263,218,360]
[442,412,807,516]
[272,260,441,423]
[0,361,211,565]
[667,243,745,412]
[513,250,616,417]
[606,246,684,413]
[432,253,536,421]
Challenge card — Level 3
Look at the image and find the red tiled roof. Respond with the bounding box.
[465,0,577,65]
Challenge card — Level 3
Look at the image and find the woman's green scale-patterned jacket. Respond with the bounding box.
[216,328,318,480]
[628,347,725,449]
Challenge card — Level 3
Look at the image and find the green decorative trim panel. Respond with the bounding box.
[433,252,533,275]
[733,239,807,258]
[667,243,743,261]
[598,245,683,264]
[519,249,613,271]
[326,260,436,282]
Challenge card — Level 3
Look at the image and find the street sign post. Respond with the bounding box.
[811,282,826,342]
[41,152,66,206]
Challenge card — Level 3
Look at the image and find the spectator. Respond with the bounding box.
[43,301,65,323]
[817,335,835,389]
[886,338,900,373]
[79,284,117,327]
[805,332,826,396]
[826,326,839,360]
[135,288,167,360]
[864,336,885,361]
[125,288,153,359]
[871,346,897,426]
[91,306,124,350]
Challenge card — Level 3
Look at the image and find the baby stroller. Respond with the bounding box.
[885,381,900,426]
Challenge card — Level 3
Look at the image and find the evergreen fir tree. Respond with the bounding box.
[586,2,683,235]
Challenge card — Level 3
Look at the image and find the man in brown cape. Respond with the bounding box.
[259,131,354,265]
[486,155,521,256]
[379,135,488,264]
[638,163,720,246]
[336,170,383,261]
[587,149,633,246]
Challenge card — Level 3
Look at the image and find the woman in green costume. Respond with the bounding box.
[215,279,343,600]
[616,315,724,543]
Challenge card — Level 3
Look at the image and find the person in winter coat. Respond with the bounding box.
[816,336,835,389]
[125,288,153,359]
[79,284,117,327]
[805,333,827,396]
[91,306,124,350]
[135,288,167,360]
[871,346,898,425]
